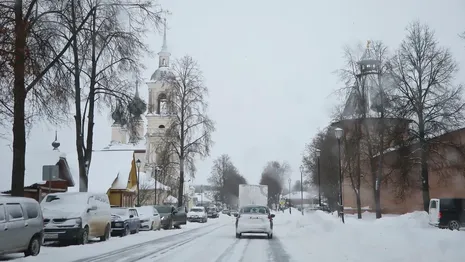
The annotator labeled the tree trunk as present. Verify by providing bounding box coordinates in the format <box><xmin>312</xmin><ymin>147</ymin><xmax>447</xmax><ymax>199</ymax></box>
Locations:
<box><xmin>356</xmin><ymin>149</ymin><xmax>362</xmax><ymax>219</ymax></box>
<box><xmin>177</xmin><ymin>157</ymin><xmax>185</xmax><ymax>207</ymax></box>
<box><xmin>420</xmin><ymin>140</ymin><xmax>430</xmax><ymax>211</ymax></box>
<box><xmin>11</xmin><ymin>1</ymin><xmax>26</xmax><ymax>197</ymax></box>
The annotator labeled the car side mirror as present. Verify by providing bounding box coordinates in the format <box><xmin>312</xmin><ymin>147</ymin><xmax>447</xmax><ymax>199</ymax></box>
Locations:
<box><xmin>129</xmin><ymin>215</ymin><xmax>134</xmax><ymax>218</ymax></box>
<box><xmin>154</xmin><ymin>214</ymin><xmax>159</xmax><ymax>216</ymax></box>
<box><xmin>87</xmin><ymin>205</ymin><xmax>97</xmax><ymax>212</ymax></box>
<box><xmin>172</xmin><ymin>210</ymin><xmax>178</xmax><ymax>214</ymax></box>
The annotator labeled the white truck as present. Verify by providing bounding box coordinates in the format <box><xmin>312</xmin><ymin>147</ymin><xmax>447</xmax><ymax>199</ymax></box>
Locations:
<box><xmin>238</xmin><ymin>184</ymin><xmax>268</xmax><ymax>208</ymax></box>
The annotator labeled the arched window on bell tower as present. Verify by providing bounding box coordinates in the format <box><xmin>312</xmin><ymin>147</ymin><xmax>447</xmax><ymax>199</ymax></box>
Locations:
<box><xmin>157</xmin><ymin>93</ymin><xmax>168</xmax><ymax>115</ymax></box>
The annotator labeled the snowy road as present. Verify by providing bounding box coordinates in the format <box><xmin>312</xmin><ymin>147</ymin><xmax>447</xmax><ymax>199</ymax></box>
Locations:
<box><xmin>4</xmin><ymin>210</ymin><xmax>465</xmax><ymax>262</ymax></box>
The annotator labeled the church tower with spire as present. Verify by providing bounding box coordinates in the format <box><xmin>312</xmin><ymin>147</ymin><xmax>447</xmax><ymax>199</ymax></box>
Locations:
<box><xmin>146</xmin><ymin>18</ymin><xmax>173</xmax><ymax>166</ymax></box>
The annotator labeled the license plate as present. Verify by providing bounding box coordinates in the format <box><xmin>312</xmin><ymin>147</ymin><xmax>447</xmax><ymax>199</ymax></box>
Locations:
<box><xmin>44</xmin><ymin>233</ymin><xmax>58</xmax><ymax>239</ymax></box>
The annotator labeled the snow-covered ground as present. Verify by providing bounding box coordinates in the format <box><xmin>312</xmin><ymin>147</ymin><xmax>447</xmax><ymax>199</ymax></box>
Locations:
<box><xmin>3</xmin><ymin>209</ymin><xmax>465</xmax><ymax>262</ymax></box>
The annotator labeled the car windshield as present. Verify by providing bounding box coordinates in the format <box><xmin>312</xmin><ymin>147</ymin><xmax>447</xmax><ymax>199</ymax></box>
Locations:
<box><xmin>191</xmin><ymin>208</ymin><xmax>203</xmax><ymax>212</ymax></box>
<box><xmin>155</xmin><ymin>206</ymin><xmax>172</xmax><ymax>213</ymax></box>
<box><xmin>111</xmin><ymin>208</ymin><xmax>128</xmax><ymax>216</ymax></box>
<box><xmin>136</xmin><ymin>206</ymin><xmax>152</xmax><ymax>216</ymax></box>
<box><xmin>241</xmin><ymin>206</ymin><xmax>268</xmax><ymax>214</ymax></box>
<box><xmin>42</xmin><ymin>193</ymin><xmax>88</xmax><ymax>205</ymax></box>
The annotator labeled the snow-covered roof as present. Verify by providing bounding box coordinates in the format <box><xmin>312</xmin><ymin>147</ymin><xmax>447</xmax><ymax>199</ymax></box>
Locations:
<box><xmin>164</xmin><ymin>195</ymin><xmax>177</xmax><ymax>203</ymax></box>
<box><xmin>1</xmin><ymin>150</ymin><xmax>73</xmax><ymax>192</ymax></box>
<box><xmin>138</xmin><ymin>172</ymin><xmax>170</xmax><ymax>190</ymax></box>
<box><xmin>67</xmin><ymin>150</ymin><xmax>134</xmax><ymax>193</ymax></box>
<box><xmin>283</xmin><ymin>191</ymin><xmax>318</xmax><ymax>200</ymax></box>
<box><xmin>194</xmin><ymin>193</ymin><xmax>213</xmax><ymax>202</ymax></box>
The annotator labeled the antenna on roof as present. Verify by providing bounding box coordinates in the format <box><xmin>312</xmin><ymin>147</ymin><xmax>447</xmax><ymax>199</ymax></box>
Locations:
<box><xmin>52</xmin><ymin>130</ymin><xmax>60</xmax><ymax>151</ymax></box>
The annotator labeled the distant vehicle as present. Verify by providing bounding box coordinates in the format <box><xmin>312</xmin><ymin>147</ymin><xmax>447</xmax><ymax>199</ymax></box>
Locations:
<box><xmin>135</xmin><ymin>206</ymin><xmax>161</xmax><ymax>231</ymax></box>
<box><xmin>429</xmin><ymin>198</ymin><xmax>465</xmax><ymax>230</ymax></box>
<box><xmin>238</xmin><ymin>184</ymin><xmax>268</xmax><ymax>207</ymax></box>
<box><xmin>155</xmin><ymin>205</ymin><xmax>185</xmax><ymax>229</ymax></box>
<box><xmin>110</xmin><ymin>207</ymin><xmax>140</xmax><ymax>236</ymax></box>
<box><xmin>207</xmin><ymin>206</ymin><xmax>219</xmax><ymax>218</ymax></box>
<box><xmin>222</xmin><ymin>209</ymin><xmax>231</xmax><ymax>216</ymax></box>
<box><xmin>231</xmin><ymin>209</ymin><xmax>239</xmax><ymax>217</ymax></box>
<box><xmin>235</xmin><ymin>205</ymin><xmax>275</xmax><ymax>239</ymax></box>
<box><xmin>187</xmin><ymin>206</ymin><xmax>208</xmax><ymax>223</ymax></box>
<box><xmin>41</xmin><ymin>192</ymin><xmax>111</xmax><ymax>245</ymax></box>
<box><xmin>0</xmin><ymin>196</ymin><xmax>44</xmax><ymax>257</ymax></box>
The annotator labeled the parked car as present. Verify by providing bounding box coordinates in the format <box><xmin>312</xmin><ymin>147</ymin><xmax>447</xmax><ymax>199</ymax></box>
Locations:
<box><xmin>0</xmin><ymin>196</ymin><xmax>44</xmax><ymax>257</ymax></box>
<box><xmin>207</xmin><ymin>206</ymin><xmax>219</xmax><ymax>218</ymax></box>
<box><xmin>110</xmin><ymin>207</ymin><xmax>140</xmax><ymax>236</ymax></box>
<box><xmin>187</xmin><ymin>206</ymin><xmax>208</xmax><ymax>223</ymax></box>
<box><xmin>136</xmin><ymin>206</ymin><xmax>161</xmax><ymax>230</ymax></box>
<box><xmin>41</xmin><ymin>192</ymin><xmax>111</xmax><ymax>245</ymax></box>
<box><xmin>155</xmin><ymin>205</ymin><xmax>180</xmax><ymax>230</ymax></box>
<box><xmin>231</xmin><ymin>209</ymin><xmax>239</xmax><ymax>217</ymax></box>
<box><xmin>235</xmin><ymin>205</ymin><xmax>275</xmax><ymax>239</ymax></box>
<box><xmin>429</xmin><ymin>198</ymin><xmax>465</xmax><ymax>230</ymax></box>
<box><xmin>222</xmin><ymin>209</ymin><xmax>231</xmax><ymax>216</ymax></box>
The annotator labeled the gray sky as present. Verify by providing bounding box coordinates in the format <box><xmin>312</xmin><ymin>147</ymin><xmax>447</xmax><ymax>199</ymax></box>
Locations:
<box><xmin>1</xmin><ymin>0</ymin><xmax>465</xmax><ymax>187</ymax></box>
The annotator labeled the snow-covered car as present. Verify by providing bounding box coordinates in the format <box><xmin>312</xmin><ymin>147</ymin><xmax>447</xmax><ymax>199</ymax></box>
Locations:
<box><xmin>136</xmin><ymin>206</ymin><xmax>161</xmax><ymax>230</ymax></box>
<box><xmin>187</xmin><ymin>206</ymin><xmax>208</xmax><ymax>223</ymax></box>
<box><xmin>235</xmin><ymin>205</ymin><xmax>275</xmax><ymax>239</ymax></box>
<box><xmin>110</xmin><ymin>207</ymin><xmax>140</xmax><ymax>236</ymax></box>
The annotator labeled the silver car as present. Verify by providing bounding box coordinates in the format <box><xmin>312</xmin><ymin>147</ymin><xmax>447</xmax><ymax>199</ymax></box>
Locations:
<box><xmin>0</xmin><ymin>196</ymin><xmax>44</xmax><ymax>257</ymax></box>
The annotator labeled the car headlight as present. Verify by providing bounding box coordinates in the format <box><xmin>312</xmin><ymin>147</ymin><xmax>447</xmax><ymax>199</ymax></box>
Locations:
<box><xmin>67</xmin><ymin>217</ymin><xmax>82</xmax><ymax>227</ymax></box>
<box><xmin>161</xmin><ymin>216</ymin><xmax>166</xmax><ymax>220</ymax></box>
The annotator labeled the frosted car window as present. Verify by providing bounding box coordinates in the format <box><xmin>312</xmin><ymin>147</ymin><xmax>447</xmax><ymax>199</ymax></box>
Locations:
<box><xmin>6</xmin><ymin>203</ymin><xmax>24</xmax><ymax>220</ymax></box>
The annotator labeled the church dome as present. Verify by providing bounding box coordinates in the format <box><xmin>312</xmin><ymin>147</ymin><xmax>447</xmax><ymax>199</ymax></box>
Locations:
<box><xmin>150</xmin><ymin>67</ymin><xmax>174</xmax><ymax>82</ymax></box>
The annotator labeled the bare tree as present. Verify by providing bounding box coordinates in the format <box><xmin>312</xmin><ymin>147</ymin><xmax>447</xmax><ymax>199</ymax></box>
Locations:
<box><xmin>259</xmin><ymin>161</ymin><xmax>291</xmax><ymax>208</ymax></box>
<box><xmin>388</xmin><ymin>21</ymin><xmax>465</xmax><ymax>211</ymax></box>
<box><xmin>302</xmin><ymin>129</ymin><xmax>339</xmax><ymax>210</ymax></box>
<box><xmin>59</xmin><ymin>0</ymin><xmax>163</xmax><ymax>191</ymax></box>
<box><xmin>164</xmin><ymin>55</ymin><xmax>215</xmax><ymax>207</ymax></box>
<box><xmin>208</xmin><ymin>154</ymin><xmax>246</xmax><ymax>206</ymax></box>
<box><xmin>0</xmin><ymin>0</ymin><xmax>99</xmax><ymax>196</ymax></box>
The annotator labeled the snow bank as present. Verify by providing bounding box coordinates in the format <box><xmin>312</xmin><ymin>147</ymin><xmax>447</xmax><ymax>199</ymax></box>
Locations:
<box><xmin>274</xmin><ymin>210</ymin><xmax>465</xmax><ymax>262</ymax></box>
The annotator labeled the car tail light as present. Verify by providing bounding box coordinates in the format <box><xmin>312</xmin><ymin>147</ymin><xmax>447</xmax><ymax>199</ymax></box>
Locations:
<box><xmin>438</xmin><ymin>212</ymin><xmax>442</xmax><ymax>219</ymax></box>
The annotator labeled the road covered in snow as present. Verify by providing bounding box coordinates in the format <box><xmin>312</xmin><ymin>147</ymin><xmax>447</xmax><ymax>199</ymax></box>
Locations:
<box><xmin>4</xmin><ymin>209</ymin><xmax>465</xmax><ymax>262</ymax></box>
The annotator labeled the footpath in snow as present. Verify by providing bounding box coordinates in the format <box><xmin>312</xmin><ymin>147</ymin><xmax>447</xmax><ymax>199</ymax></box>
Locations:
<box><xmin>273</xmin><ymin>208</ymin><xmax>465</xmax><ymax>262</ymax></box>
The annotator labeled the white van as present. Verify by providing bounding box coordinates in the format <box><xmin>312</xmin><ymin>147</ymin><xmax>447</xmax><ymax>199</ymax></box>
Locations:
<box><xmin>41</xmin><ymin>192</ymin><xmax>111</xmax><ymax>245</ymax></box>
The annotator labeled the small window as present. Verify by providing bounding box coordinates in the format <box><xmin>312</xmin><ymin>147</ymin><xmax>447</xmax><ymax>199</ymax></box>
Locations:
<box><xmin>0</xmin><ymin>204</ymin><xmax>5</xmax><ymax>222</ymax></box>
<box><xmin>6</xmin><ymin>203</ymin><xmax>24</xmax><ymax>220</ymax></box>
<box><xmin>23</xmin><ymin>203</ymin><xmax>39</xmax><ymax>219</ymax></box>
<box><xmin>430</xmin><ymin>201</ymin><xmax>437</xmax><ymax>209</ymax></box>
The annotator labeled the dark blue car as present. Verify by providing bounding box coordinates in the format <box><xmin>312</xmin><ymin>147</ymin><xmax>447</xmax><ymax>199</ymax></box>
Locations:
<box><xmin>110</xmin><ymin>207</ymin><xmax>140</xmax><ymax>237</ymax></box>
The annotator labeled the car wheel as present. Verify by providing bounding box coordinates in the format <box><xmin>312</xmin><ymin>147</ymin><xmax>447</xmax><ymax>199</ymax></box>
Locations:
<box><xmin>235</xmin><ymin>233</ymin><xmax>241</xmax><ymax>239</ymax></box>
<box><xmin>24</xmin><ymin>235</ymin><xmax>41</xmax><ymax>256</ymax></box>
<box><xmin>267</xmin><ymin>233</ymin><xmax>273</xmax><ymax>239</ymax></box>
<box><xmin>136</xmin><ymin>225</ymin><xmax>140</xmax><ymax>233</ymax></box>
<box><xmin>100</xmin><ymin>224</ymin><xmax>111</xmax><ymax>241</ymax></box>
<box><xmin>123</xmin><ymin>226</ymin><xmax>130</xmax><ymax>236</ymax></box>
<box><xmin>449</xmin><ymin>220</ymin><xmax>460</xmax><ymax>230</ymax></box>
<box><xmin>150</xmin><ymin>222</ymin><xmax>154</xmax><ymax>230</ymax></box>
<box><xmin>79</xmin><ymin>227</ymin><xmax>89</xmax><ymax>245</ymax></box>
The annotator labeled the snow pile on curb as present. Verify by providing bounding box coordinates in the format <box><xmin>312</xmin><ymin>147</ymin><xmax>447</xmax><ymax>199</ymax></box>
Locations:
<box><xmin>373</xmin><ymin>211</ymin><xmax>430</xmax><ymax>229</ymax></box>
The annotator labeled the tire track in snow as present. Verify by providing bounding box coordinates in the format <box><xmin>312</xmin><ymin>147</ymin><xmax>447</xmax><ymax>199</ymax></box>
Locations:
<box><xmin>267</xmin><ymin>236</ymin><xmax>292</xmax><ymax>262</ymax></box>
<box><xmin>213</xmin><ymin>238</ymin><xmax>243</xmax><ymax>262</ymax></box>
<box><xmin>72</xmin><ymin>223</ymin><xmax>222</xmax><ymax>262</ymax></box>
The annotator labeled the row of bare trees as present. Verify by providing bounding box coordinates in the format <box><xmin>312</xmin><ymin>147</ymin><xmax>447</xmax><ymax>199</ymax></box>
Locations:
<box><xmin>302</xmin><ymin>21</ymin><xmax>465</xmax><ymax>219</ymax></box>
<box><xmin>1</xmin><ymin>1</ymin><xmax>215</xmax><ymax>207</ymax></box>
<box><xmin>208</xmin><ymin>154</ymin><xmax>247</xmax><ymax>207</ymax></box>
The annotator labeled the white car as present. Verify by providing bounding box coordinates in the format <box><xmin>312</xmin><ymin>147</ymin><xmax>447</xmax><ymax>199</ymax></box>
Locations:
<box><xmin>135</xmin><ymin>206</ymin><xmax>161</xmax><ymax>230</ymax></box>
<box><xmin>187</xmin><ymin>206</ymin><xmax>208</xmax><ymax>223</ymax></box>
<box><xmin>235</xmin><ymin>205</ymin><xmax>275</xmax><ymax>239</ymax></box>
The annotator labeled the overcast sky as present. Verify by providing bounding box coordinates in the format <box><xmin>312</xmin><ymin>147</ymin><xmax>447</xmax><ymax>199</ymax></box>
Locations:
<box><xmin>1</xmin><ymin>0</ymin><xmax>465</xmax><ymax>188</ymax></box>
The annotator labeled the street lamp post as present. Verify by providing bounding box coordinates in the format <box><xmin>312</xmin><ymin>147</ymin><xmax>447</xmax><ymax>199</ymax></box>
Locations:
<box><xmin>334</xmin><ymin>127</ymin><xmax>345</xmax><ymax>224</ymax></box>
<box><xmin>154</xmin><ymin>166</ymin><xmax>161</xmax><ymax>205</ymax></box>
<box><xmin>299</xmin><ymin>165</ymin><xmax>304</xmax><ymax>215</ymax></box>
<box><xmin>136</xmin><ymin>159</ymin><xmax>141</xmax><ymax>207</ymax></box>
<box><xmin>316</xmin><ymin>149</ymin><xmax>321</xmax><ymax>207</ymax></box>
<box><xmin>288</xmin><ymin>177</ymin><xmax>291</xmax><ymax>214</ymax></box>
